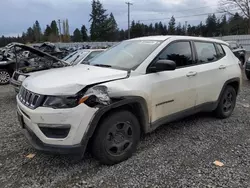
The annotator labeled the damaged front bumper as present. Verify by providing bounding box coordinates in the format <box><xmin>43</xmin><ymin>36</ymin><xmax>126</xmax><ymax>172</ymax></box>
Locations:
<box><xmin>17</xmin><ymin>95</ymin><xmax>98</xmax><ymax>154</ymax></box>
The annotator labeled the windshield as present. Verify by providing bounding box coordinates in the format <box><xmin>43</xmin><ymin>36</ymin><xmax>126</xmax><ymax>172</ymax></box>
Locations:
<box><xmin>88</xmin><ymin>40</ymin><xmax>162</xmax><ymax>70</ymax></box>
<box><xmin>62</xmin><ymin>50</ymin><xmax>89</xmax><ymax>65</ymax></box>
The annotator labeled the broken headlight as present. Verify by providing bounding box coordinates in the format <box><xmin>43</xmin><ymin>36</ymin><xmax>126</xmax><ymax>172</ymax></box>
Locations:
<box><xmin>79</xmin><ymin>85</ymin><xmax>111</xmax><ymax>107</ymax></box>
<box><xmin>42</xmin><ymin>85</ymin><xmax>110</xmax><ymax>109</ymax></box>
<box><xmin>43</xmin><ymin>96</ymin><xmax>78</xmax><ymax>109</ymax></box>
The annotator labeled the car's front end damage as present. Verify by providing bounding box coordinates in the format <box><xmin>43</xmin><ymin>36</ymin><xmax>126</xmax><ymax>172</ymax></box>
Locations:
<box><xmin>10</xmin><ymin>43</ymin><xmax>69</xmax><ymax>92</ymax></box>
<box><xmin>16</xmin><ymin>65</ymin><xmax>130</xmax><ymax>154</ymax></box>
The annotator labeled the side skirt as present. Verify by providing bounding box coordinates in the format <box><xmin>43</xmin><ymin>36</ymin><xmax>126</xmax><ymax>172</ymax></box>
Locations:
<box><xmin>149</xmin><ymin>102</ymin><xmax>218</xmax><ymax>132</ymax></box>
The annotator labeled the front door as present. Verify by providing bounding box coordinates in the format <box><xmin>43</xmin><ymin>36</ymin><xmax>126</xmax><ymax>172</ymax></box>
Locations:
<box><xmin>148</xmin><ymin>41</ymin><xmax>198</xmax><ymax>122</ymax></box>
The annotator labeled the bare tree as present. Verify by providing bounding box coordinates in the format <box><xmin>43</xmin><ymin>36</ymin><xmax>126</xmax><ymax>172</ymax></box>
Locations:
<box><xmin>219</xmin><ymin>0</ymin><xmax>250</xmax><ymax>33</ymax></box>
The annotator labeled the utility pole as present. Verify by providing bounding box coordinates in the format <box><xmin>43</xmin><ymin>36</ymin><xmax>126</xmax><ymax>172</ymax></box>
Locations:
<box><xmin>185</xmin><ymin>21</ymin><xmax>188</xmax><ymax>35</ymax></box>
<box><xmin>58</xmin><ymin>19</ymin><xmax>62</xmax><ymax>42</ymax></box>
<box><xmin>125</xmin><ymin>2</ymin><xmax>133</xmax><ymax>39</ymax></box>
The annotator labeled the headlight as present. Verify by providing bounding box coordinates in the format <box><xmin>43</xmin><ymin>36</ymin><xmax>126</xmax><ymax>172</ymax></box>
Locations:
<box><xmin>42</xmin><ymin>85</ymin><xmax>110</xmax><ymax>109</ymax></box>
<box><xmin>18</xmin><ymin>75</ymin><xmax>27</xmax><ymax>82</ymax></box>
<box><xmin>43</xmin><ymin>96</ymin><xmax>78</xmax><ymax>109</ymax></box>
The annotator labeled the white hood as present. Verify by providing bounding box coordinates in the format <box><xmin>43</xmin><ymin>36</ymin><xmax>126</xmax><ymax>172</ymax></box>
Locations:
<box><xmin>23</xmin><ymin>64</ymin><xmax>128</xmax><ymax>95</ymax></box>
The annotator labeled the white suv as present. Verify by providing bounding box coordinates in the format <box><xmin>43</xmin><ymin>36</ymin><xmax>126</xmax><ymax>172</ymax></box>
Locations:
<box><xmin>16</xmin><ymin>36</ymin><xmax>242</xmax><ymax>165</ymax></box>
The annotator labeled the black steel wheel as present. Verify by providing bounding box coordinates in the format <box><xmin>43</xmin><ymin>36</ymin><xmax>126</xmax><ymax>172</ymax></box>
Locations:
<box><xmin>215</xmin><ymin>85</ymin><xmax>237</xmax><ymax>119</ymax></box>
<box><xmin>91</xmin><ymin>110</ymin><xmax>140</xmax><ymax>165</ymax></box>
<box><xmin>105</xmin><ymin>121</ymin><xmax>134</xmax><ymax>156</ymax></box>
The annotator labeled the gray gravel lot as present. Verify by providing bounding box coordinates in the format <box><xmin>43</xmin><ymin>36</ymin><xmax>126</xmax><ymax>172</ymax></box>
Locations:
<box><xmin>1</xmin><ymin>75</ymin><xmax>250</xmax><ymax>188</ymax></box>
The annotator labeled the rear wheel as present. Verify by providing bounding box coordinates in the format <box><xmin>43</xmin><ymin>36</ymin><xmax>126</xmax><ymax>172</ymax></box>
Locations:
<box><xmin>0</xmin><ymin>69</ymin><xmax>11</xmax><ymax>85</ymax></box>
<box><xmin>215</xmin><ymin>85</ymin><xmax>237</xmax><ymax>119</ymax></box>
<box><xmin>91</xmin><ymin>110</ymin><xmax>140</xmax><ymax>165</ymax></box>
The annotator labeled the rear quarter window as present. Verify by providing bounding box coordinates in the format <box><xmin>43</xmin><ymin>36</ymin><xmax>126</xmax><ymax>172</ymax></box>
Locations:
<box><xmin>216</xmin><ymin>44</ymin><xmax>226</xmax><ymax>59</ymax></box>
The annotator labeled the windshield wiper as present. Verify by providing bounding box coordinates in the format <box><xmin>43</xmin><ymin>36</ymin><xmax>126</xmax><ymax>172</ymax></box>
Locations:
<box><xmin>93</xmin><ymin>64</ymin><xmax>112</xmax><ymax>68</ymax></box>
<box><xmin>81</xmin><ymin>60</ymin><xmax>90</xmax><ymax>65</ymax></box>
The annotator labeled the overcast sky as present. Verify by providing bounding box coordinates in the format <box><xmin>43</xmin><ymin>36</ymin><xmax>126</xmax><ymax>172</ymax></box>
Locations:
<box><xmin>0</xmin><ymin>0</ymin><xmax>219</xmax><ymax>36</ymax></box>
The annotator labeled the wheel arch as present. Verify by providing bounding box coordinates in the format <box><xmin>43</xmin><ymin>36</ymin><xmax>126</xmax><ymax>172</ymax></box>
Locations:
<box><xmin>217</xmin><ymin>77</ymin><xmax>240</xmax><ymax>105</ymax></box>
<box><xmin>82</xmin><ymin>96</ymin><xmax>150</xmax><ymax>148</ymax></box>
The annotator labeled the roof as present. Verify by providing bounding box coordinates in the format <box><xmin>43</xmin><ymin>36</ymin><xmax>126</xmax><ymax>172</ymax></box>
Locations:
<box><xmin>129</xmin><ymin>35</ymin><xmax>228</xmax><ymax>45</ymax></box>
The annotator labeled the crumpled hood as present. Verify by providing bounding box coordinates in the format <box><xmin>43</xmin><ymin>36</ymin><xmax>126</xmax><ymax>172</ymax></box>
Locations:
<box><xmin>23</xmin><ymin>64</ymin><xmax>128</xmax><ymax>95</ymax></box>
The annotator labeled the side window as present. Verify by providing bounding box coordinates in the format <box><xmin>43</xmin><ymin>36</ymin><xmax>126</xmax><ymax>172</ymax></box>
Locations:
<box><xmin>216</xmin><ymin>44</ymin><xmax>225</xmax><ymax>59</ymax></box>
<box><xmin>82</xmin><ymin>51</ymin><xmax>102</xmax><ymax>62</ymax></box>
<box><xmin>158</xmin><ymin>41</ymin><xmax>193</xmax><ymax>68</ymax></box>
<box><xmin>194</xmin><ymin>42</ymin><xmax>217</xmax><ymax>64</ymax></box>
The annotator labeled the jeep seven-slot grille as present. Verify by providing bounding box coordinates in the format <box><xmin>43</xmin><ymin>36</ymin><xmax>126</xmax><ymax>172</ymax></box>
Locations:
<box><xmin>18</xmin><ymin>86</ymin><xmax>44</xmax><ymax>109</ymax></box>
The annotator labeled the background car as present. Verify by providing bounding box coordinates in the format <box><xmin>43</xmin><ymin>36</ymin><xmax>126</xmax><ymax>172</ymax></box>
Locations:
<box><xmin>226</xmin><ymin>40</ymin><xmax>246</xmax><ymax>66</ymax></box>
<box><xmin>245</xmin><ymin>57</ymin><xmax>250</xmax><ymax>80</ymax></box>
<box><xmin>10</xmin><ymin>48</ymin><xmax>105</xmax><ymax>92</ymax></box>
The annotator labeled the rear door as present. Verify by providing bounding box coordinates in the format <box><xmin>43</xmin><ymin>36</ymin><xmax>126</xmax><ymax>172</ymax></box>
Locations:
<box><xmin>193</xmin><ymin>41</ymin><xmax>228</xmax><ymax>106</ymax></box>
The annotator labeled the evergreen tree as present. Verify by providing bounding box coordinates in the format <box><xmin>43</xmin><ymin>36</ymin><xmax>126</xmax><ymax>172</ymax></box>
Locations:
<box><xmin>158</xmin><ymin>22</ymin><xmax>165</xmax><ymax>35</ymax></box>
<box><xmin>168</xmin><ymin>16</ymin><xmax>176</xmax><ymax>34</ymax></box>
<box><xmin>118</xmin><ymin>29</ymin><xmax>125</xmax><ymax>40</ymax></box>
<box><xmin>205</xmin><ymin>14</ymin><xmax>217</xmax><ymax>37</ymax></box>
<box><xmin>44</xmin><ymin>25</ymin><xmax>52</xmax><ymax>40</ymax></box>
<box><xmin>81</xmin><ymin>25</ymin><xmax>89</xmax><ymax>41</ymax></box>
<box><xmin>49</xmin><ymin>20</ymin><xmax>59</xmax><ymax>42</ymax></box>
<box><xmin>154</xmin><ymin>22</ymin><xmax>159</xmax><ymax>35</ymax></box>
<box><xmin>176</xmin><ymin>22</ymin><xmax>182</xmax><ymax>35</ymax></box>
<box><xmin>89</xmin><ymin>0</ymin><xmax>108</xmax><ymax>41</ymax></box>
<box><xmin>73</xmin><ymin>28</ymin><xmax>82</xmax><ymax>42</ymax></box>
<box><xmin>33</xmin><ymin>20</ymin><xmax>42</xmax><ymax>42</ymax></box>
<box><xmin>26</xmin><ymin>27</ymin><xmax>34</xmax><ymax>42</ymax></box>
<box><xmin>105</xmin><ymin>13</ymin><xmax>119</xmax><ymax>41</ymax></box>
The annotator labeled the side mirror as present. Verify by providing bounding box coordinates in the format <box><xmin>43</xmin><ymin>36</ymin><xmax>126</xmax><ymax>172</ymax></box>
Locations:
<box><xmin>149</xmin><ymin>60</ymin><xmax>176</xmax><ymax>73</ymax></box>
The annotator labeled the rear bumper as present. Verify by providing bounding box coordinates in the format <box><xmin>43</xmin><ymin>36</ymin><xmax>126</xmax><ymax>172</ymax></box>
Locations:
<box><xmin>10</xmin><ymin>78</ymin><xmax>21</xmax><ymax>93</ymax></box>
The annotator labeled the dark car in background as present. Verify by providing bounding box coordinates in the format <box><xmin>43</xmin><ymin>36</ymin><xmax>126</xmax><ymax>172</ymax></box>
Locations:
<box><xmin>245</xmin><ymin>57</ymin><xmax>250</xmax><ymax>80</ymax></box>
<box><xmin>226</xmin><ymin>41</ymin><xmax>246</xmax><ymax>66</ymax></box>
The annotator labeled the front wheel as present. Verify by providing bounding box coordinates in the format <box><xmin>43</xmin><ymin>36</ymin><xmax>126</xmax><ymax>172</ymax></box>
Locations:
<box><xmin>91</xmin><ymin>110</ymin><xmax>141</xmax><ymax>165</ymax></box>
<box><xmin>0</xmin><ymin>69</ymin><xmax>11</xmax><ymax>85</ymax></box>
<box><xmin>215</xmin><ymin>85</ymin><xmax>237</xmax><ymax>119</ymax></box>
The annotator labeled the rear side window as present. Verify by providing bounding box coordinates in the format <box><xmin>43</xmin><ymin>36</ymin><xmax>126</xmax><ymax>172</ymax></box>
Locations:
<box><xmin>194</xmin><ymin>42</ymin><xmax>217</xmax><ymax>64</ymax></box>
<box><xmin>216</xmin><ymin>44</ymin><xmax>225</xmax><ymax>58</ymax></box>
<box><xmin>158</xmin><ymin>41</ymin><xmax>194</xmax><ymax>68</ymax></box>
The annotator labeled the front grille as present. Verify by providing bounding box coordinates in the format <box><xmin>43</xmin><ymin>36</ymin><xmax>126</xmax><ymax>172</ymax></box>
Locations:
<box><xmin>18</xmin><ymin>86</ymin><xmax>44</xmax><ymax>109</ymax></box>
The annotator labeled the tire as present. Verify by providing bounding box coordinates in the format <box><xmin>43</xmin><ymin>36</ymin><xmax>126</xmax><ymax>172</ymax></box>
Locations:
<box><xmin>245</xmin><ymin>70</ymin><xmax>250</xmax><ymax>80</ymax></box>
<box><xmin>91</xmin><ymin>110</ymin><xmax>140</xmax><ymax>165</ymax></box>
<box><xmin>215</xmin><ymin>85</ymin><xmax>237</xmax><ymax>119</ymax></box>
<box><xmin>240</xmin><ymin>56</ymin><xmax>245</xmax><ymax>67</ymax></box>
<box><xmin>0</xmin><ymin>69</ymin><xmax>11</xmax><ymax>85</ymax></box>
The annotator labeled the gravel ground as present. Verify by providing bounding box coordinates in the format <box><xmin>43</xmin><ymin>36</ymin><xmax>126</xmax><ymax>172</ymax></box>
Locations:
<box><xmin>1</xmin><ymin>75</ymin><xmax>250</xmax><ymax>188</ymax></box>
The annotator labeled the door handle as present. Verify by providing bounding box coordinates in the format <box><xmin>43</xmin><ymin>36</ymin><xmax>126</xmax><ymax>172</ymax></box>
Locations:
<box><xmin>219</xmin><ymin>65</ymin><xmax>226</xmax><ymax>69</ymax></box>
<box><xmin>186</xmin><ymin>71</ymin><xmax>197</xmax><ymax>77</ymax></box>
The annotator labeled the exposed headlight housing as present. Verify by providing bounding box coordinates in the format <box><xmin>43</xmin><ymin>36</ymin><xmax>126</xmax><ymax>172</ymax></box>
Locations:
<box><xmin>18</xmin><ymin>75</ymin><xmax>27</xmax><ymax>82</ymax></box>
<box><xmin>79</xmin><ymin>85</ymin><xmax>111</xmax><ymax>107</ymax></box>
